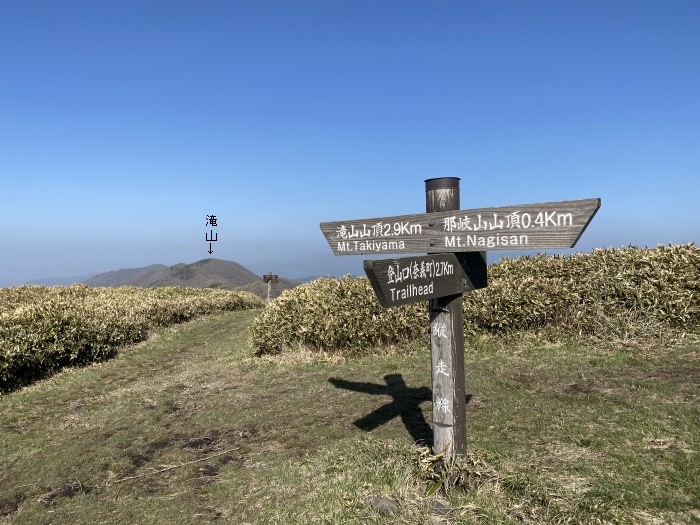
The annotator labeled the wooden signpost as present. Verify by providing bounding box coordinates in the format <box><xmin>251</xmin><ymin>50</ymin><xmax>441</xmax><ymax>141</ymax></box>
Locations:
<box><xmin>320</xmin><ymin>179</ymin><xmax>600</xmax><ymax>462</ymax></box>
<box><xmin>262</xmin><ymin>272</ymin><xmax>278</xmax><ymax>303</ymax></box>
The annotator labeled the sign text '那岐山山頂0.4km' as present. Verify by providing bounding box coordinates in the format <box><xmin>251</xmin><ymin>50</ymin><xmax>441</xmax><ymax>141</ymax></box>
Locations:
<box><xmin>319</xmin><ymin>198</ymin><xmax>601</xmax><ymax>256</ymax></box>
<box><xmin>364</xmin><ymin>252</ymin><xmax>487</xmax><ymax>308</ymax></box>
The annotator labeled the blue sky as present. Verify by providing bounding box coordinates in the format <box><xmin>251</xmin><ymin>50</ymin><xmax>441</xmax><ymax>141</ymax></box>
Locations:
<box><xmin>1</xmin><ymin>1</ymin><xmax>698</xmax><ymax>286</ymax></box>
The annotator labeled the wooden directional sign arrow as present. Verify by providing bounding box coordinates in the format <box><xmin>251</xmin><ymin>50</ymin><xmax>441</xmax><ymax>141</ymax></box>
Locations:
<box><xmin>320</xmin><ymin>198</ymin><xmax>600</xmax><ymax>256</ymax></box>
<box><xmin>364</xmin><ymin>252</ymin><xmax>487</xmax><ymax>308</ymax></box>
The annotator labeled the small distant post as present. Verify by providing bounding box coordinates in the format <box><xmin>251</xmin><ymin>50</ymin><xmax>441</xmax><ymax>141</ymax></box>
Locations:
<box><xmin>262</xmin><ymin>272</ymin><xmax>279</xmax><ymax>302</ymax></box>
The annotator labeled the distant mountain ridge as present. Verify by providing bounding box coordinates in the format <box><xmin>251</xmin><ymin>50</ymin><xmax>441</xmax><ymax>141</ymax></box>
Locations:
<box><xmin>25</xmin><ymin>273</ymin><xmax>97</xmax><ymax>286</ymax></box>
<box><xmin>82</xmin><ymin>258</ymin><xmax>297</xmax><ymax>299</ymax></box>
<box><xmin>84</xmin><ymin>264</ymin><xmax>168</xmax><ymax>287</ymax></box>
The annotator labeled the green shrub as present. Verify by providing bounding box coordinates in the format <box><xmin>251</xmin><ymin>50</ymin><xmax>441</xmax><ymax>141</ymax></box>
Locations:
<box><xmin>251</xmin><ymin>244</ymin><xmax>699</xmax><ymax>354</ymax></box>
<box><xmin>468</xmin><ymin>244</ymin><xmax>700</xmax><ymax>337</ymax></box>
<box><xmin>250</xmin><ymin>276</ymin><xmax>426</xmax><ymax>354</ymax></box>
<box><xmin>0</xmin><ymin>285</ymin><xmax>264</xmax><ymax>392</ymax></box>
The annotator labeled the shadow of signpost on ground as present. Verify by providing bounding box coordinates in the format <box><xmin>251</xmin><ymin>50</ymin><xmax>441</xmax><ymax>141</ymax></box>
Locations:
<box><xmin>328</xmin><ymin>373</ymin><xmax>472</xmax><ymax>447</ymax></box>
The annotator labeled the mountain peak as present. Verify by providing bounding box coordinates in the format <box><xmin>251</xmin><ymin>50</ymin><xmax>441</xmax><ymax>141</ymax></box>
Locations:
<box><xmin>82</xmin><ymin>259</ymin><xmax>297</xmax><ymax>299</ymax></box>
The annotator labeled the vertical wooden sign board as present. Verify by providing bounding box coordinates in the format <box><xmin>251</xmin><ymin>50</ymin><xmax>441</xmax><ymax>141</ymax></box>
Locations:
<box><xmin>426</xmin><ymin>178</ymin><xmax>469</xmax><ymax>460</ymax></box>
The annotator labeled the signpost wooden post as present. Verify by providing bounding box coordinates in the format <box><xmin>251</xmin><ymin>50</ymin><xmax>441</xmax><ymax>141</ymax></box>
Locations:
<box><xmin>425</xmin><ymin>177</ymin><xmax>470</xmax><ymax>460</ymax></box>
<box><xmin>319</xmin><ymin>180</ymin><xmax>600</xmax><ymax>463</ymax></box>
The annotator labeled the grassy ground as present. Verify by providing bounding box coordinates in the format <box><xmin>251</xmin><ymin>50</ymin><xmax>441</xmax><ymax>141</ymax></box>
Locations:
<box><xmin>0</xmin><ymin>310</ymin><xmax>697</xmax><ymax>524</ymax></box>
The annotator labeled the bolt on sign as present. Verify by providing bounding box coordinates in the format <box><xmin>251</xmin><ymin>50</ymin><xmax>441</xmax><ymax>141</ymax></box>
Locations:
<box><xmin>320</xmin><ymin>179</ymin><xmax>600</xmax><ymax>462</ymax></box>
